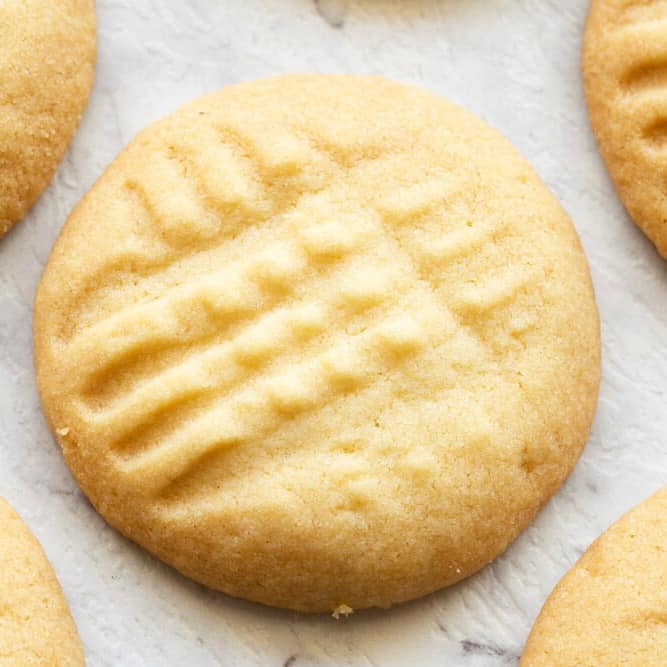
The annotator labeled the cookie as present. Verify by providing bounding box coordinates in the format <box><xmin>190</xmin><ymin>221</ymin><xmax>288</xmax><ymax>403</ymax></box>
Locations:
<box><xmin>0</xmin><ymin>497</ymin><xmax>84</xmax><ymax>665</ymax></box>
<box><xmin>583</xmin><ymin>0</ymin><xmax>667</xmax><ymax>259</ymax></box>
<box><xmin>0</xmin><ymin>0</ymin><xmax>96</xmax><ymax>238</ymax></box>
<box><xmin>34</xmin><ymin>75</ymin><xmax>601</xmax><ymax>612</ymax></box>
<box><xmin>521</xmin><ymin>487</ymin><xmax>667</xmax><ymax>666</ymax></box>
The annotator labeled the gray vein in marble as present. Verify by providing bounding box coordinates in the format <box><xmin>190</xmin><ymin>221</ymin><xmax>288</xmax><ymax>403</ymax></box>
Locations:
<box><xmin>314</xmin><ymin>0</ymin><xmax>348</xmax><ymax>28</ymax></box>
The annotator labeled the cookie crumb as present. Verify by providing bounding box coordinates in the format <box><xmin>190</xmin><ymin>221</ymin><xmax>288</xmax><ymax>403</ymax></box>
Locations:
<box><xmin>332</xmin><ymin>603</ymin><xmax>353</xmax><ymax>619</ymax></box>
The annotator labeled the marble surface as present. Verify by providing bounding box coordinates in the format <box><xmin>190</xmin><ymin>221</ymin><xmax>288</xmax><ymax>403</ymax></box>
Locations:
<box><xmin>1</xmin><ymin>1</ymin><xmax>667</xmax><ymax>665</ymax></box>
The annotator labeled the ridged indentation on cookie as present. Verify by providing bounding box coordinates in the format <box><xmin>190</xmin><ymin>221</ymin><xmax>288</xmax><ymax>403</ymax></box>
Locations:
<box><xmin>149</xmin><ymin>308</ymin><xmax>433</xmax><ymax>502</ymax></box>
<box><xmin>57</xmin><ymin>136</ymin><xmax>382</xmax><ymax>342</ymax></box>
<box><xmin>642</xmin><ymin>117</ymin><xmax>667</xmax><ymax>149</ymax></box>
<box><xmin>584</xmin><ymin>0</ymin><xmax>667</xmax><ymax>259</ymax></box>
<box><xmin>622</xmin><ymin>59</ymin><xmax>667</xmax><ymax>94</ymax></box>
<box><xmin>72</xmin><ymin>241</ymin><xmax>310</xmax><ymax>405</ymax></box>
<box><xmin>53</xmin><ymin>112</ymin><xmax>548</xmax><ymax>510</ymax></box>
<box><xmin>80</xmin><ymin>264</ymin><xmax>398</xmax><ymax>450</ymax></box>
<box><xmin>644</xmin><ymin>608</ymin><xmax>667</xmax><ymax>626</ymax></box>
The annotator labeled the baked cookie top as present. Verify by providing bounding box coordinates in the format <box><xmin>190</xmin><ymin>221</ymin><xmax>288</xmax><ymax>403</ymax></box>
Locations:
<box><xmin>34</xmin><ymin>75</ymin><xmax>600</xmax><ymax>612</ymax></box>
<box><xmin>521</xmin><ymin>487</ymin><xmax>667</xmax><ymax>666</ymax></box>
<box><xmin>0</xmin><ymin>497</ymin><xmax>84</xmax><ymax>666</ymax></box>
<box><xmin>583</xmin><ymin>0</ymin><xmax>667</xmax><ymax>259</ymax></box>
<box><xmin>0</xmin><ymin>0</ymin><xmax>96</xmax><ymax>238</ymax></box>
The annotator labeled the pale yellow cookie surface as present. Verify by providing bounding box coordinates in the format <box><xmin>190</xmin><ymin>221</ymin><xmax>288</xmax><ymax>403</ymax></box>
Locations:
<box><xmin>34</xmin><ymin>75</ymin><xmax>600</xmax><ymax>612</ymax></box>
<box><xmin>0</xmin><ymin>497</ymin><xmax>84</xmax><ymax>666</ymax></box>
<box><xmin>583</xmin><ymin>0</ymin><xmax>667</xmax><ymax>259</ymax></box>
<box><xmin>521</xmin><ymin>487</ymin><xmax>667</xmax><ymax>666</ymax></box>
<box><xmin>0</xmin><ymin>0</ymin><xmax>96</xmax><ymax>238</ymax></box>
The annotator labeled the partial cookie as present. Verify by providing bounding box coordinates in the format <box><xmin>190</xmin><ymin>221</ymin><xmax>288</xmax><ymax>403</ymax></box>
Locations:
<box><xmin>0</xmin><ymin>0</ymin><xmax>96</xmax><ymax>238</ymax></box>
<box><xmin>521</xmin><ymin>487</ymin><xmax>667</xmax><ymax>666</ymax></box>
<box><xmin>0</xmin><ymin>497</ymin><xmax>84</xmax><ymax>666</ymax></box>
<box><xmin>34</xmin><ymin>75</ymin><xmax>601</xmax><ymax>612</ymax></box>
<box><xmin>583</xmin><ymin>0</ymin><xmax>667</xmax><ymax>259</ymax></box>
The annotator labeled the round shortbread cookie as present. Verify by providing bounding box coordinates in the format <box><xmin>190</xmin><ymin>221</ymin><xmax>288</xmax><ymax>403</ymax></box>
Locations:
<box><xmin>0</xmin><ymin>0</ymin><xmax>96</xmax><ymax>238</ymax></box>
<box><xmin>521</xmin><ymin>487</ymin><xmax>667</xmax><ymax>666</ymax></box>
<box><xmin>583</xmin><ymin>0</ymin><xmax>667</xmax><ymax>259</ymax></box>
<box><xmin>34</xmin><ymin>75</ymin><xmax>601</xmax><ymax>612</ymax></box>
<box><xmin>0</xmin><ymin>497</ymin><xmax>84</xmax><ymax>665</ymax></box>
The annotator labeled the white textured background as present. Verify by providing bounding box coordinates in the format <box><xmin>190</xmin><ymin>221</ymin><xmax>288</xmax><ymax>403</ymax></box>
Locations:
<box><xmin>1</xmin><ymin>1</ymin><xmax>666</xmax><ymax>665</ymax></box>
